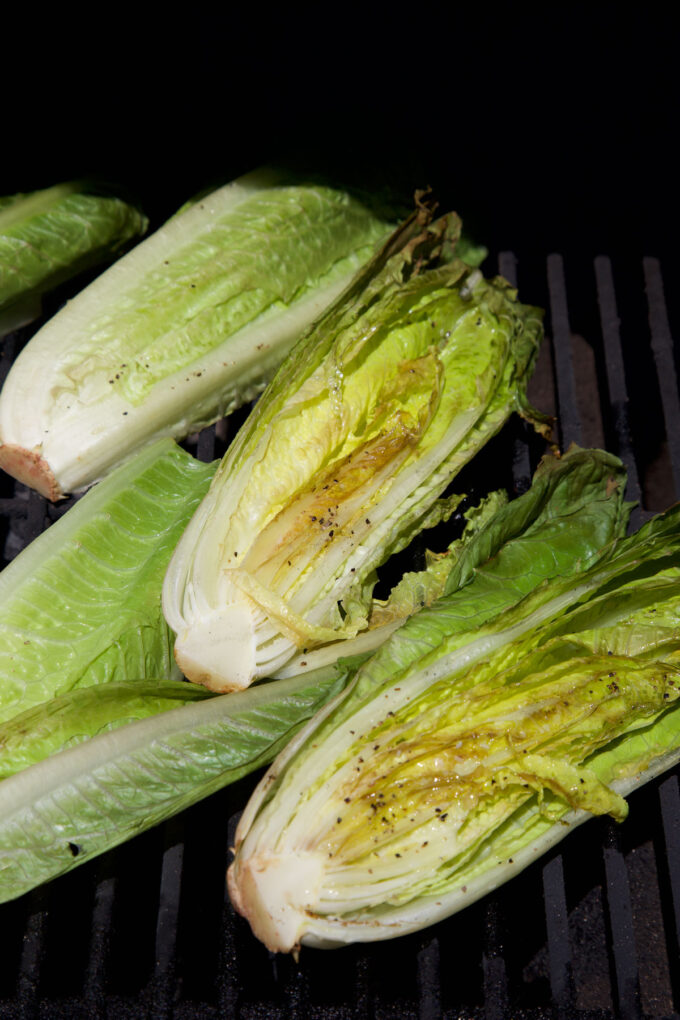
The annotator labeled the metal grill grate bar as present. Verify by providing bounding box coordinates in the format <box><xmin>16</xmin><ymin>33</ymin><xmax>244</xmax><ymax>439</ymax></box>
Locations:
<box><xmin>547</xmin><ymin>254</ymin><xmax>582</xmax><ymax>449</ymax></box>
<box><xmin>482</xmin><ymin>899</ymin><xmax>508</xmax><ymax>1020</ymax></box>
<box><xmin>644</xmin><ymin>258</ymin><xmax>680</xmax><ymax>496</ymax></box>
<box><xmin>416</xmin><ymin>937</ymin><xmax>441</xmax><ymax>1020</ymax></box>
<box><xmin>16</xmin><ymin>900</ymin><xmax>46</xmax><ymax>1019</ymax></box>
<box><xmin>603</xmin><ymin>824</ymin><xmax>642</xmax><ymax>1020</ymax></box>
<box><xmin>658</xmin><ymin>776</ymin><xmax>680</xmax><ymax>996</ymax></box>
<box><xmin>150</xmin><ymin>825</ymin><xmax>184</xmax><ymax>1019</ymax></box>
<box><xmin>594</xmin><ymin>255</ymin><xmax>644</xmax><ymax>525</ymax></box>
<box><xmin>542</xmin><ymin>853</ymin><xmax>574</xmax><ymax>1014</ymax></box>
<box><xmin>84</xmin><ymin>870</ymin><xmax>116</xmax><ymax>1019</ymax></box>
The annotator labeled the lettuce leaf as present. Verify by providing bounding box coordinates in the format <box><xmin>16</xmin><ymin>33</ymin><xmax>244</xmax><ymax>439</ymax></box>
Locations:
<box><xmin>0</xmin><ymin>181</ymin><xmax>147</xmax><ymax>336</ymax></box>
<box><xmin>0</xmin><ymin>438</ymin><xmax>215</xmax><ymax>726</ymax></box>
<box><xmin>0</xmin><ymin>664</ymin><xmax>351</xmax><ymax>902</ymax></box>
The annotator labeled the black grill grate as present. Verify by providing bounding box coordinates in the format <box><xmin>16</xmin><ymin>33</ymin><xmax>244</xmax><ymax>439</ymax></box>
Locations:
<box><xmin>0</xmin><ymin>249</ymin><xmax>678</xmax><ymax>1019</ymax></box>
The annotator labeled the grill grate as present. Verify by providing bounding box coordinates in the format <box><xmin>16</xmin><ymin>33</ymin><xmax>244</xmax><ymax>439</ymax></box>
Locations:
<box><xmin>0</xmin><ymin>249</ymin><xmax>678</xmax><ymax>1019</ymax></box>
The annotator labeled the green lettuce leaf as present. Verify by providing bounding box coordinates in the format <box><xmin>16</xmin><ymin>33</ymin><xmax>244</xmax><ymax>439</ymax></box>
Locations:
<box><xmin>0</xmin><ymin>679</ymin><xmax>214</xmax><ymax>780</ymax></box>
<box><xmin>0</xmin><ymin>181</ymin><xmax>147</xmax><ymax>335</ymax></box>
<box><xmin>0</xmin><ymin>438</ymin><xmax>215</xmax><ymax>726</ymax></box>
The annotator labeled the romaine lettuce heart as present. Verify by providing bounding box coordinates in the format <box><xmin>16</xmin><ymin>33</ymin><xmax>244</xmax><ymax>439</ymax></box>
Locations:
<box><xmin>163</xmin><ymin>208</ymin><xmax>546</xmax><ymax>691</ymax></box>
<box><xmin>229</xmin><ymin>495</ymin><xmax>680</xmax><ymax>952</ymax></box>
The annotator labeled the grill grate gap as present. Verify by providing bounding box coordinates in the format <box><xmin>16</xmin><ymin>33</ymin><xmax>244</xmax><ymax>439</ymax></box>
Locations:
<box><xmin>626</xmin><ymin>840</ymin><xmax>675</xmax><ymax>1018</ymax></box>
<box><xmin>657</xmin><ymin>776</ymin><xmax>680</xmax><ymax>1011</ymax></box>
<box><xmin>217</xmin><ymin>887</ymin><xmax>240</xmax><ymax>1019</ymax></box>
<box><xmin>569</xmin><ymin>879</ymin><xmax>612</xmax><ymax>1014</ymax></box>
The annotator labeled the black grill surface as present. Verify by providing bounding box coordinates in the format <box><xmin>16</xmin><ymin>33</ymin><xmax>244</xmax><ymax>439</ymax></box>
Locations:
<box><xmin>0</xmin><ymin>247</ymin><xmax>678</xmax><ymax>1019</ymax></box>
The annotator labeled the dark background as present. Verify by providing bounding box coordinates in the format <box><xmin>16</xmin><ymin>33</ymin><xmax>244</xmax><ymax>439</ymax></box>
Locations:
<box><xmin>3</xmin><ymin>6</ymin><xmax>677</xmax><ymax>265</ymax></box>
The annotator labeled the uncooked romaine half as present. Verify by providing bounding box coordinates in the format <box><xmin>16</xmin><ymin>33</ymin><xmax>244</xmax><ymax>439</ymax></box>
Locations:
<box><xmin>228</xmin><ymin>494</ymin><xmax>680</xmax><ymax>952</ymax></box>
<box><xmin>0</xmin><ymin>170</ymin><xmax>392</xmax><ymax>499</ymax></box>
<box><xmin>163</xmin><ymin>207</ymin><xmax>546</xmax><ymax>693</ymax></box>
<box><xmin>0</xmin><ymin>181</ymin><xmax>147</xmax><ymax>336</ymax></box>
